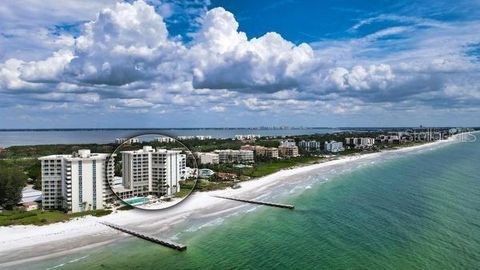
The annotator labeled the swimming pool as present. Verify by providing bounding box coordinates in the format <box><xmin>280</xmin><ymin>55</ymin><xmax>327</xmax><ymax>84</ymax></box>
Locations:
<box><xmin>123</xmin><ymin>197</ymin><xmax>149</xmax><ymax>205</ymax></box>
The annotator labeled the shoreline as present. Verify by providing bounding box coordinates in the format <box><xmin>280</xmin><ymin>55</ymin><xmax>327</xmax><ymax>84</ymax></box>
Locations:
<box><xmin>0</xmin><ymin>136</ymin><xmax>461</xmax><ymax>267</ymax></box>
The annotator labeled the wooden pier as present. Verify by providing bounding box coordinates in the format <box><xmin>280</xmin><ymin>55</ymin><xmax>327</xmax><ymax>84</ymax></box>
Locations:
<box><xmin>212</xmin><ymin>195</ymin><xmax>294</xmax><ymax>209</ymax></box>
<box><xmin>100</xmin><ymin>222</ymin><xmax>187</xmax><ymax>251</ymax></box>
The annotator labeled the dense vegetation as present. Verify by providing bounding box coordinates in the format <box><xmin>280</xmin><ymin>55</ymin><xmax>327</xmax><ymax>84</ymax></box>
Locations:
<box><xmin>181</xmin><ymin>139</ymin><xmax>243</xmax><ymax>152</ymax></box>
<box><xmin>176</xmin><ymin>179</ymin><xmax>233</xmax><ymax>197</ymax></box>
<box><xmin>0</xmin><ymin>165</ymin><xmax>27</xmax><ymax>209</ymax></box>
<box><xmin>0</xmin><ymin>144</ymin><xmax>117</xmax><ymax>159</ymax></box>
<box><xmin>0</xmin><ymin>159</ymin><xmax>41</xmax><ymax>192</ymax></box>
<box><xmin>0</xmin><ymin>209</ymin><xmax>111</xmax><ymax>226</ymax></box>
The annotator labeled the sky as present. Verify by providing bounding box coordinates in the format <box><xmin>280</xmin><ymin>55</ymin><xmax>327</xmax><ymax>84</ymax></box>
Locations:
<box><xmin>0</xmin><ymin>0</ymin><xmax>479</xmax><ymax>128</ymax></box>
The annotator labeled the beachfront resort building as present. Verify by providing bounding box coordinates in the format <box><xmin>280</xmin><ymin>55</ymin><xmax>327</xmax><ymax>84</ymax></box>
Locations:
<box><xmin>115</xmin><ymin>146</ymin><xmax>186</xmax><ymax>199</ymax></box>
<box><xmin>214</xmin><ymin>149</ymin><xmax>254</xmax><ymax>163</ymax></box>
<box><xmin>298</xmin><ymin>140</ymin><xmax>321</xmax><ymax>151</ymax></box>
<box><xmin>278</xmin><ymin>139</ymin><xmax>300</xmax><ymax>157</ymax></box>
<box><xmin>241</xmin><ymin>145</ymin><xmax>279</xmax><ymax>159</ymax></box>
<box><xmin>195</xmin><ymin>152</ymin><xmax>220</xmax><ymax>165</ymax></box>
<box><xmin>345</xmin><ymin>137</ymin><xmax>375</xmax><ymax>149</ymax></box>
<box><xmin>39</xmin><ymin>149</ymin><xmax>115</xmax><ymax>213</ymax></box>
<box><xmin>324</xmin><ymin>141</ymin><xmax>345</xmax><ymax>153</ymax></box>
<box><xmin>256</xmin><ymin>146</ymin><xmax>279</xmax><ymax>158</ymax></box>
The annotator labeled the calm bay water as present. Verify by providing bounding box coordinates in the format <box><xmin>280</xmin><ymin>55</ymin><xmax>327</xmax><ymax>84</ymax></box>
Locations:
<box><xmin>0</xmin><ymin>128</ymin><xmax>337</xmax><ymax>147</ymax></box>
<box><xmin>25</xmin><ymin>136</ymin><xmax>480</xmax><ymax>269</ymax></box>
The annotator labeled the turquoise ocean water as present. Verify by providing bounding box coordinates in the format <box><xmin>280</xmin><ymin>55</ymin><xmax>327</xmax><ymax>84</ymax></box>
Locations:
<box><xmin>30</xmin><ymin>136</ymin><xmax>480</xmax><ymax>269</ymax></box>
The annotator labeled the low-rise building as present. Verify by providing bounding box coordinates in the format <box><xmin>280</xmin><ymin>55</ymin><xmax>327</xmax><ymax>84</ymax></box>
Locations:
<box><xmin>21</xmin><ymin>186</ymin><xmax>42</xmax><ymax>204</ymax></box>
<box><xmin>155</xmin><ymin>136</ymin><xmax>176</xmax><ymax>143</ymax></box>
<box><xmin>217</xmin><ymin>172</ymin><xmax>237</xmax><ymax>181</ymax></box>
<box><xmin>177</xmin><ymin>135</ymin><xmax>213</xmax><ymax>140</ymax></box>
<box><xmin>195</xmin><ymin>152</ymin><xmax>220</xmax><ymax>165</ymax></box>
<box><xmin>177</xmin><ymin>136</ymin><xmax>195</xmax><ymax>140</ymax></box>
<box><xmin>234</xmin><ymin>134</ymin><xmax>261</xmax><ymax>140</ymax></box>
<box><xmin>376</xmin><ymin>134</ymin><xmax>400</xmax><ymax>144</ymax></box>
<box><xmin>195</xmin><ymin>135</ymin><xmax>213</xmax><ymax>140</ymax></box>
<box><xmin>240</xmin><ymin>144</ymin><xmax>255</xmax><ymax>151</ymax></box>
<box><xmin>280</xmin><ymin>139</ymin><xmax>296</xmax><ymax>147</ymax></box>
<box><xmin>324</xmin><ymin>141</ymin><xmax>345</xmax><ymax>153</ymax></box>
<box><xmin>115</xmin><ymin>138</ymin><xmax>140</xmax><ymax>144</ymax></box>
<box><xmin>21</xmin><ymin>201</ymin><xmax>39</xmax><ymax>211</ymax></box>
<box><xmin>214</xmin><ymin>149</ymin><xmax>254</xmax><ymax>163</ymax></box>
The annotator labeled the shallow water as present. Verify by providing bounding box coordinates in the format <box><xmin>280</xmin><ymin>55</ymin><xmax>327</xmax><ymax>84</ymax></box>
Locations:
<box><xmin>19</xmin><ymin>138</ymin><xmax>480</xmax><ymax>269</ymax></box>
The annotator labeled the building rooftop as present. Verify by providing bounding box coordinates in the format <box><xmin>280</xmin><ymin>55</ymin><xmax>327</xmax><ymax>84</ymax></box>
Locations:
<box><xmin>21</xmin><ymin>186</ymin><xmax>42</xmax><ymax>203</ymax></box>
<box><xmin>38</xmin><ymin>149</ymin><xmax>111</xmax><ymax>160</ymax></box>
<box><xmin>121</xmin><ymin>146</ymin><xmax>182</xmax><ymax>154</ymax></box>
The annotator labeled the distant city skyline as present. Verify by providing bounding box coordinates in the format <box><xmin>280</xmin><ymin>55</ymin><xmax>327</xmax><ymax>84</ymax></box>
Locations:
<box><xmin>1</xmin><ymin>0</ymin><xmax>479</xmax><ymax>128</ymax></box>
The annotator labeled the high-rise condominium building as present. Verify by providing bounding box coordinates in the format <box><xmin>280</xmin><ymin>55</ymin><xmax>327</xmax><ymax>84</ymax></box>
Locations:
<box><xmin>298</xmin><ymin>140</ymin><xmax>321</xmax><ymax>151</ymax></box>
<box><xmin>117</xmin><ymin>146</ymin><xmax>186</xmax><ymax>199</ymax></box>
<box><xmin>345</xmin><ymin>137</ymin><xmax>375</xmax><ymax>148</ymax></box>
<box><xmin>39</xmin><ymin>149</ymin><xmax>115</xmax><ymax>213</ymax></box>
<box><xmin>324</xmin><ymin>141</ymin><xmax>345</xmax><ymax>153</ymax></box>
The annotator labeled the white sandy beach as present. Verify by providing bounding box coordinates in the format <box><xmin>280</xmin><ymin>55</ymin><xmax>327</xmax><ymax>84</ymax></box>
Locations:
<box><xmin>0</xmin><ymin>136</ymin><xmax>460</xmax><ymax>267</ymax></box>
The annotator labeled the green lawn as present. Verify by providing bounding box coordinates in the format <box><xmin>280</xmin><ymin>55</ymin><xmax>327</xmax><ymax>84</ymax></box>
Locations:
<box><xmin>0</xmin><ymin>209</ymin><xmax>112</xmax><ymax>226</ymax></box>
<box><xmin>176</xmin><ymin>180</ymin><xmax>196</xmax><ymax>197</ymax></box>
<box><xmin>176</xmin><ymin>179</ymin><xmax>233</xmax><ymax>197</ymax></box>
<box><xmin>243</xmin><ymin>156</ymin><xmax>321</xmax><ymax>178</ymax></box>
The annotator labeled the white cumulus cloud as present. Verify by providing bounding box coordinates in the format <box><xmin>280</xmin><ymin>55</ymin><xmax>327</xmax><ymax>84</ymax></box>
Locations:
<box><xmin>65</xmin><ymin>0</ymin><xmax>187</xmax><ymax>85</ymax></box>
<box><xmin>190</xmin><ymin>7</ymin><xmax>316</xmax><ymax>92</ymax></box>
<box><xmin>327</xmin><ymin>64</ymin><xmax>395</xmax><ymax>91</ymax></box>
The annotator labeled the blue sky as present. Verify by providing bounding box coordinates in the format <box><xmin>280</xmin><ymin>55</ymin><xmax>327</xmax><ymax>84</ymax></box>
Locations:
<box><xmin>0</xmin><ymin>0</ymin><xmax>479</xmax><ymax>128</ymax></box>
